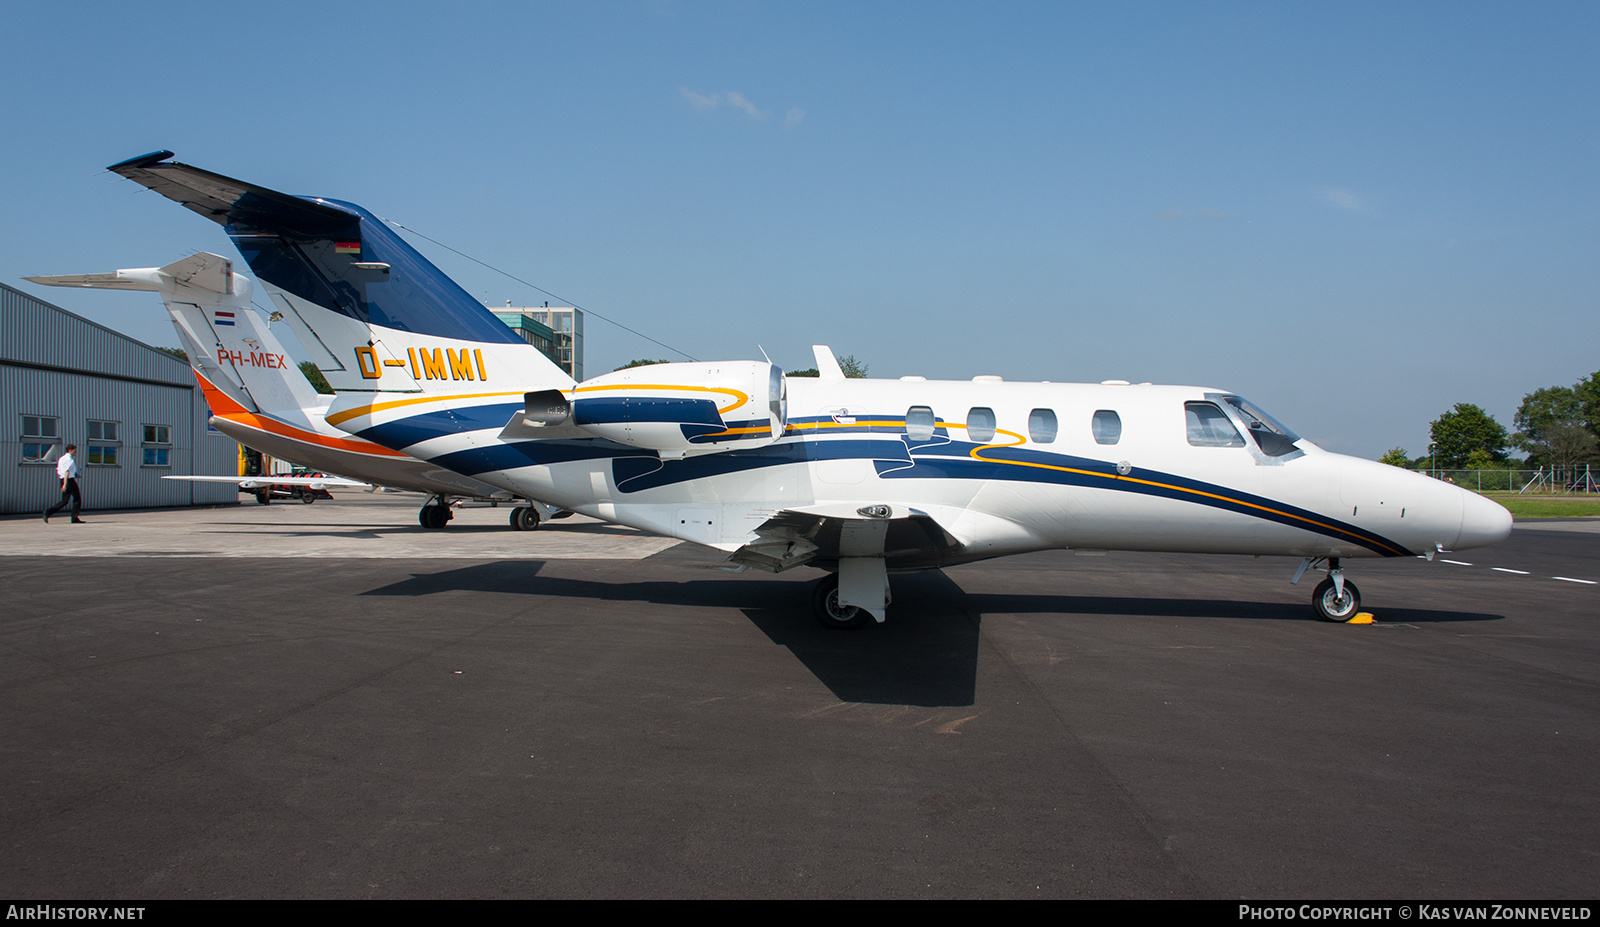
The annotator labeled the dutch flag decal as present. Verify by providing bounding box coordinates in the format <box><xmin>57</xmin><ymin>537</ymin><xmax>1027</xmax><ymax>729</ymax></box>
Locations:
<box><xmin>214</xmin><ymin>310</ymin><xmax>236</xmax><ymax>327</ymax></box>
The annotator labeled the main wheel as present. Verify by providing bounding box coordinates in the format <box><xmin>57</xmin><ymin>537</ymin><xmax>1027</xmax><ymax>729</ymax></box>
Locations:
<box><xmin>509</xmin><ymin>506</ymin><xmax>540</xmax><ymax>531</ymax></box>
<box><xmin>300</xmin><ymin>492</ymin><xmax>315</xmax><ymax>504</ymax></box>
<box><xmin>420</xmin><ymin>505</ymin><xmax>450</xmax><ymax>530</ymax></box>
<box><xmin>812</xmin><ymin>574</ymin><xmax>871</xmax><ymax>630</ymax></box>
<box><xmin>256</xmin><ymin>490</ymin><xmax>271</xmax><ymax>505</ymax></box>
<box><xmin>1312</xmin><ymin>577</ymin><xmax>1361</xmax><ymax>622</ymax></box>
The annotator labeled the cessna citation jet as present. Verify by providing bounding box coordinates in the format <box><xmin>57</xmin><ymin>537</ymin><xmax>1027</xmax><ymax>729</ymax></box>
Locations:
<box><xmin>27</xmin><ymin>252</ymin><xmax>555</xmax><ymax>530</ymax></box>
<box><xmin>92</xmin><ymin>151</ymin><xmax>1512</xmax><ymax>627</ymax></box>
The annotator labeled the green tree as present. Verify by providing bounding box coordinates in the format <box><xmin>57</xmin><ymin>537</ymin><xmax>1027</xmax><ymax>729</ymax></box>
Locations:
<box><xmin>1429</xmin><ymin>404</ymin><xmax>1510</xmax><ymax>469</ymax></box>
<box><xmin>1379</xmin><ymin>447</ymin><xmax>1412</xmax><ymax>468</ymax></box>
<box><xmin>299</xmin><ymin>361</ymin><xmax>333</xmax><ymax>395</ymax></box>
<box><xmin>1513</xmin><ymin>385</ymin><xmax>1594</xmax><ymax>469</ymax></box>
<box><xmin>614</xmin><ymin>359</ymin><xmax>669</xmax><ymax>371</ymax></box>
<box><xmin>1573</xmin><ymin>369</ymin><xmax>1600</xmax><ymax>434</ymax></box>
<box><xmin>154</xmin><ymin>346</ymin><xmax>188</xmax><ymax>362</ymax></box>
<box><xmin>786</xmin><ymin>368</ymin><xmax>819</xmax><ymax>378</ymax></box>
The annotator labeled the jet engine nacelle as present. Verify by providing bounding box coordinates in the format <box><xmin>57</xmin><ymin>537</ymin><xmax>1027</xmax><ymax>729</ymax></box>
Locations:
<box><xmin>569</xmin><ymin>360</ymin><xmax>787</xmax><ymax>454</ymax></box>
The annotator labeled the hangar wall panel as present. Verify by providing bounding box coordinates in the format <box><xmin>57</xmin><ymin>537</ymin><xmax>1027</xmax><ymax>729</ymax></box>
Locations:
<box><xmin>2</xmin><ymin>282</ymin><xmax>238</xmax><ymax>514</ymax></box>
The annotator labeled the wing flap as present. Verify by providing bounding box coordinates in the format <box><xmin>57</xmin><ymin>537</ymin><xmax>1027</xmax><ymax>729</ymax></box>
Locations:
<box><xmin>730</xmin><ymin>505</ymin><xmax>964</xmax><ymax>573</ymax></box>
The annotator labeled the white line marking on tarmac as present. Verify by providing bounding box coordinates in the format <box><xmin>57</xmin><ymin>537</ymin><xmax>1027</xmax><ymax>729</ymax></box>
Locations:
<box><xmin>1429</xmin><ymin>555</ymin><xmax>1595</xmax><ymax>587</ymax></box>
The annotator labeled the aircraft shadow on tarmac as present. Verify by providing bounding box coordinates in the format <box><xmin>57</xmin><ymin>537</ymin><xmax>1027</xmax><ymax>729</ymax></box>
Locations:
<box><xmin>960</xmin><ymin>592</ymin><xmax>1505</xmax><ymax>626</ymax></box>
<box><xmin>359</xmin><ymin>563</ymin><xmax>1502</xmax><ymax>707</ymax></box>
<box><xmin>194</xmin><ymin>521</ymin><xmax>646</xmax><ymax>541</ymax></box>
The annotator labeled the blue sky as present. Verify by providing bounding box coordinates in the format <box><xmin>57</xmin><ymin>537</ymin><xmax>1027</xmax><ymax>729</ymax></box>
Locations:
<box><xmin>3</xmin><ymin>1</ymin><xmax>1596</xmax><ymax>458</ymax></box>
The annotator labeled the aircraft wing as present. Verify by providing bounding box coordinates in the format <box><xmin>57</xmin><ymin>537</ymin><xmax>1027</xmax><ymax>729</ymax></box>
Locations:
<box><xmin>162</xmin><ymin>475</ymin><xmax>373</xmax><ymax>491</ymax></box>
<box><xmin>729</xmin><ymin>503</ymin><xmax>965</xmax><ymax>573</ymax></box>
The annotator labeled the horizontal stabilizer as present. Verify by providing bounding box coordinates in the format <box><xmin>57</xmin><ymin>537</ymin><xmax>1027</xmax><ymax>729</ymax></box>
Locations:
<box><xmin>162</xmin><ymin>475</ymin><xmax>372</xmax><ymax>490</ymax></box>
<box><xmin>25</xmin><ymin>271</ymin><xmax>156</xmax><ymax>292</ymax></box>
<box><xmin>109</xmin><ymin>152</ymin><xmax>357</xmax><ymax>238</ymax></box>
<box><xmin>25</xmin><ymin>252</ymin><xmax>235</xmax><ymax>295</ymax></box>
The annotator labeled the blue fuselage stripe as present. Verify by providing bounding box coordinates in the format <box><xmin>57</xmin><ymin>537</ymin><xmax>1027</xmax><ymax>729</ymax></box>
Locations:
<box><xmin>356</xmin><ymin>405</ymin><xmax>1410</xmax><ymax>556</ymax></box>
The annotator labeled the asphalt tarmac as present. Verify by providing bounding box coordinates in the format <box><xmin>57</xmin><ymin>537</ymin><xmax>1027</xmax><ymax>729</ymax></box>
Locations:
<box><xmin>2</xmin><ymin>495</ymin><xmax>1596</xmax><ymax>899</ymax></box>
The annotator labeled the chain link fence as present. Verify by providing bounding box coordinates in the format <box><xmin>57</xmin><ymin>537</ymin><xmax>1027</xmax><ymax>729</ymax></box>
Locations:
<box><xmin>1415</xmin><ymin>465</ymin><xmax>1597</xmax><ymax>493</ymax></box>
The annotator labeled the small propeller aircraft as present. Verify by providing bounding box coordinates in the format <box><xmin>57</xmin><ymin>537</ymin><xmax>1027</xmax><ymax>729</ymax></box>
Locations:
<box><xmin>73</xmin><ymin>151</ymin><xmax>1512</xmax><ymax>627</ymax></box>
<box><xmin>27</xmin><ymin>253</ymin><xmax>556</xmax><ymax>530</ymax></box>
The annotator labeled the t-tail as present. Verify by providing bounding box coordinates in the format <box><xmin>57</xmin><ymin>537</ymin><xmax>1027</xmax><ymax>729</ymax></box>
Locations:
<box><xmin>106</xmin><ymin>150</ymin><xmax>576</xmax><ymax>455</ymax></box>
<box><xmin>106</xmin><ymin>152</ymin><xmax>572</xmax><ymax>392</ymax></box>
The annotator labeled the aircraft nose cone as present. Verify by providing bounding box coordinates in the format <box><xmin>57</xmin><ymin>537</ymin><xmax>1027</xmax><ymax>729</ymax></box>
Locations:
<box><xmin>1457</xmin><ymin>490</ymin><xmax>1513</xmax><ymax>550</ymax></box>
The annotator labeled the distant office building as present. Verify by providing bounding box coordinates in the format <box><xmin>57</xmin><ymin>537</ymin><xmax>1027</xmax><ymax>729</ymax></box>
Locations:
<box><xmin>492</xmin><ymin>303</ymin><xmax>583</xmax><ymax>380</ymax></box>
<box><xmin>1</xmin><ymin>282</ymin><xmax>238</xmax><ymax>514</ymax></box>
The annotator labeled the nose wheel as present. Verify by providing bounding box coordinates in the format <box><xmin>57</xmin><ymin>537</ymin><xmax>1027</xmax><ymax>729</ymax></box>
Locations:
<box><xmin>1295</xmin><ymin>556</ymin><xmax>1363</xmax><ymax>622</ymax></box>
<box><xmin>1312</xmin><ymin>576</ymin><xmax>1361</xmax><ymax>622</ymax></box>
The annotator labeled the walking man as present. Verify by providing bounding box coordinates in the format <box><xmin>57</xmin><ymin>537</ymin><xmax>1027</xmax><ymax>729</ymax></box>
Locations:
<box><xmin>44</xmin><ymin>444</ymin><xmax>84</xmax><ymax>524</ymax></box>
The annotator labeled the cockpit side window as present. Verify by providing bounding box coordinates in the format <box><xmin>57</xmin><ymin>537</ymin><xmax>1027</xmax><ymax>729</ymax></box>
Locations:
<box><xmin>1185</xmin><ymin>402</ymin><xmax>1246</xmax><ymax>447</ymax></box>
<box><xmin>1220</xmin><ymin>395</ymin><xmax>1301</xmax><ymax>457</ymax></box>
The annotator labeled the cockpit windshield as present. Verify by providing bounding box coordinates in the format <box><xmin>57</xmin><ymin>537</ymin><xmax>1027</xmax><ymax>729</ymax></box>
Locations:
<box><xmin>1219</xmin><ymin>395</ymin><xmax>1301</xmax><ymax>457</ymax></box>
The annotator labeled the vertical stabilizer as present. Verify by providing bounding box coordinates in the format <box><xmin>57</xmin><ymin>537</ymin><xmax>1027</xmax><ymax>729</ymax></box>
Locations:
<box><xmin>106</xmin><ymin>152</ymin><xmax>575</xmax><ymax>398</ymax></box>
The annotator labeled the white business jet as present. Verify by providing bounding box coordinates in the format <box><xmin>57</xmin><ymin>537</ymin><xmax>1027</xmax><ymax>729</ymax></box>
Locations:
<box><xmin>101</xmin><ymin>151</ymin><xmax>1512</xmax><ymax>627</ymax></box>
<box><xmin>26</xmin><ymin>252</ymin><xmax>554</xmax><ymax>529</ymax></box>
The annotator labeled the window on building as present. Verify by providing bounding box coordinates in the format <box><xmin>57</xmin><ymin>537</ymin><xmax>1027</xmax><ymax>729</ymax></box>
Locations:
<box><xmin>1185</xmin><ymin>402</ymin><xmax>1245</xmax><ymax>448</ymax></box>
<box><xmin>1092</xmin><ymin>410</ymin><xmax>1122</xmax><ymax>445</ymax></box>
<box><xmin>905</xmin><ymin>406</ymin><xmax>936</xmax><ymax>441</ymax></box>
<box><xmin>142</xmin><ymin>423</ymin><xmax>172</xmax><ymax>467</ymax></box>
<box><xmin>22</xmin><ymin>415</ymin><xmax>59</xmax><ymax>463</ymax></box>
<box><xmin>1028</xmin><ymin>408</ymin><xmax>1058</xmax><ymax>444</ymax></box>
<box><xmin>87</xmin><ymin>420</ymin><xmax>121</xmax><ymax>466</ymax></box>
<box><xmin>966</xmin><ymin>407</ymin><xmax>996</xmax><ymax>443</ymax></box>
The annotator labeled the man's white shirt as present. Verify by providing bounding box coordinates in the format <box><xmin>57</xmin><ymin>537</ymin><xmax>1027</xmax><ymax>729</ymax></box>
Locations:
<box><xmin>56</xmin><ymin>452</ymin><xmax>77</xmax><ymax>480</ymax></box>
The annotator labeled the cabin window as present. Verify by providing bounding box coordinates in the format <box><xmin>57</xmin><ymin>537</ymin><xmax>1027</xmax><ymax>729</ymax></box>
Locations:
<box><xmin>1028</xmin><ymin>408</ymin><xmax>1057</xmax><ymax>444</ymax></box>
<box><xmin>966</xmin><ymin>407</ymin><xmax>996</xmax><ymax>443</ymax></box>
<box><xmin>1092</xmin><ymin>410</ymin><xmax>1121</xmax><ymax>445</ymax></box>
<box><xmin>905</xmin><ymin>406</ymin><xmax>936</xmax><ymax>441</ymax></box>
<box><xmin>1184</xmin><ymin>402</ymin><xmax>1245</xmax><ymax>447</ymax></box>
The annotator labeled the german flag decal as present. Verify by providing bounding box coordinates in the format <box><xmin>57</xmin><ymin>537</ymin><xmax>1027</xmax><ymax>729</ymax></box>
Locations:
<box><xmin>334</xmin><ymin>241</ymin><xmax>361</xmax><ymax>254</ymax></box>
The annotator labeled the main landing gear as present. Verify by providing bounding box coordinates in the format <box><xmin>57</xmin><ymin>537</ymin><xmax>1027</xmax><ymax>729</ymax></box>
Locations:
<box><xmin>1294</xmin><ymin>556</ymin><xmax>1362</xmax><ymax>622</ymax></box>
<box><xmin>418</xmin><ymin>495</ymin><xmax>454</xmax><ymax>530</ymax></box>
<box><xmin>420</xmin><ymin>497</ymin><xmax>554</xmax><ymax>531</ymax></box>
<box><xmin>508</xmin><ymin>505</ymin><xmax>540</xmax><ymax>531</ymax></box>
<box><xmin>812</xmin><ymin>574</ymin><xmax>872</xmax><ymax>630</ymax></box>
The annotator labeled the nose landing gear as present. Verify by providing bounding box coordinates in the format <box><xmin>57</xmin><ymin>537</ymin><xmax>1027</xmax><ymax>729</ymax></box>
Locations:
<box><xmin>1294</xmin><ymin>556</ymin><xmax>1362</xmax><ymax>622</ymax></box>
